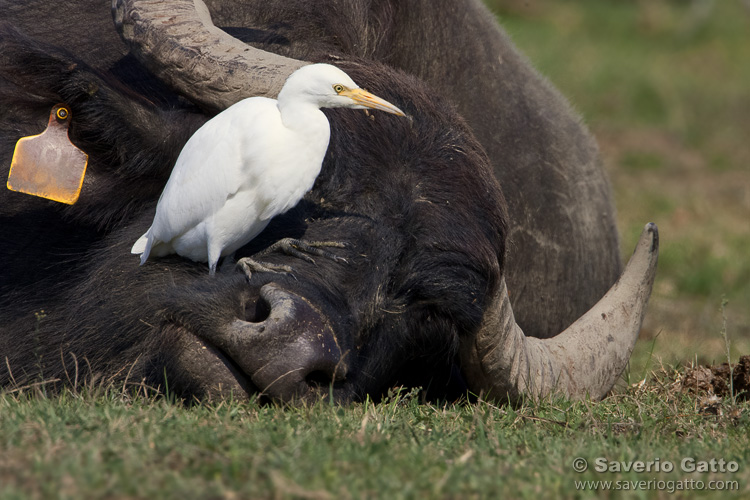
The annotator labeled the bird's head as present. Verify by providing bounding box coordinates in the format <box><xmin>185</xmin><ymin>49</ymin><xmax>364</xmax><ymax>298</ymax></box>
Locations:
<box><xmin>278</xmin><ymin>63</ymin><xmax>405</xmax><ymax>116</ymax></box>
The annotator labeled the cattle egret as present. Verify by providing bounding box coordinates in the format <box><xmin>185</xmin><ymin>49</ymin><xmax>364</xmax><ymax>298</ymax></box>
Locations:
<box><xmin>131</xmin><ymin>63</ymin><xmax>405</xmax><ymax>275</ymax></box>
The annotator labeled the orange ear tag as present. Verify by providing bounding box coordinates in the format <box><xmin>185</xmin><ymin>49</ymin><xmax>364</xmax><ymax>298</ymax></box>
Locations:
<box><xmin>7</xmin><ymin>104</ymin><xmax>89</xmax><ymax>205</ymax></box>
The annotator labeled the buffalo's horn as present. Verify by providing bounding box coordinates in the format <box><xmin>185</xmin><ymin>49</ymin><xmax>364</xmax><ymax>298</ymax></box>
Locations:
<box><xmin>460</xmin><ymin>223</ymin><xmax>659</xmax><ymax>403</ymax></box>
<box><xmin>112</xmin><ymin>0</ymin><xmax>306</xmax><ymax>113</ymax></box>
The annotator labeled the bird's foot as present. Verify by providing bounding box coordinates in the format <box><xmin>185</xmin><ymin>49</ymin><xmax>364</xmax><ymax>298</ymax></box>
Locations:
<box><xmin>261</xmin><ymin>238</ymin><xmax>348</xmax><ymax>265</ymax></box>
<box><xmin>236</xmin><ymin>258</ymin><xmax>294</xmax><ymax>279</ymax></box>
<box><xmin>236</xmin><ymin>238</ymin><xmax>348</xmax><ymax>279</ymax></box>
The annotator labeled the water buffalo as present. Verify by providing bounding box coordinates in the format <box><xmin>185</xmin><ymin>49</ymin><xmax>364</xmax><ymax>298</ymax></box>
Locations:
<box><xmin>0</xmin><ymin>0</ymin><xmax>657</xmax><ymax>403</ymax></box>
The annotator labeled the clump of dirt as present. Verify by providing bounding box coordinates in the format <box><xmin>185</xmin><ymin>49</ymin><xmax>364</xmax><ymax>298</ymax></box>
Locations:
<box><xmin>677</xmin><ymin>355</ymin><xmax>750</xmax><ymax>402</ymax></box>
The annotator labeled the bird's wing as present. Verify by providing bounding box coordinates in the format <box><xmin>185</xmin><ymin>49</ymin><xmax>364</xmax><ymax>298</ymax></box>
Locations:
<box><xmin>148</xmin><ymin>98</ymin><xmax>279</xmax><ymax>244</ymax></box>
<box><xmin>258</xmin><ymin>187</ymin><xmax>300</xmax><ymax>221</ymax></box>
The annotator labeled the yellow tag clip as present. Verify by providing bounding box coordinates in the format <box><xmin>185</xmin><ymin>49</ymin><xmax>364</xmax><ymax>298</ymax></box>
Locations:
<box><xmin>7</xmin><ymin>104</ymin><xmax>89</xmax><ymax>205</ymax></box>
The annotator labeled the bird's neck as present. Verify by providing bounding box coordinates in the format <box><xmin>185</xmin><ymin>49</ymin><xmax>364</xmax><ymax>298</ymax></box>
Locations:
<box><xmin>275</xmin><ymin>99</ymin><xmax>332</xmax><ymax>183</ymax></box>
<box><xmin>277</xmin><ymin>99</ymin><xmax>329</xmax><ymax>134</ymax></box>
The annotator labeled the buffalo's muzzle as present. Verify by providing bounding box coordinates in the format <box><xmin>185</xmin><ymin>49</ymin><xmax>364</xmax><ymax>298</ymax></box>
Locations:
<box><xmin>214</xmin><ymin>283</ymin><xmax>347</xmax><ymax>401</ymax></box>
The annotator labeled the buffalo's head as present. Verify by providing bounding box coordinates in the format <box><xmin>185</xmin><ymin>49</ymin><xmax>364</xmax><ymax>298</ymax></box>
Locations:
<box><xmin>0</xmin><ymin>0</ymin><xmax>657</xmax><ymax>404</ymax></box>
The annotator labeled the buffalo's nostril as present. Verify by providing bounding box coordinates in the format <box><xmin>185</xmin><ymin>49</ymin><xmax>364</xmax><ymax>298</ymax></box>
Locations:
<box><xmin>243</xmin><ymin>291</ymin><xmax>271</xmax><ymax>323</ymax></box>
<box><xmin>306</xmin><ymin>365</ymin><xmax>347</xmax><ymax>389</ymax></box>
<box><xmin>252</xmin><ymin>333</ymin><xmax>346</xmax><ymax>400</ymax></box>
<box><xmin>219</xmin><ymin>284</ymin><xmax>348</xmax><ymax>402</ymax></box>
<box><xmin>302</xmin><ymin>348</ymin><xmax>348</xmax><ymax>388</ymax></box>
<box><xmin>306</xmin><ymin>371</ymin><xmax>333</xmax><ymax>388</ymax></box>
<box><xmin>273</xmin><ymin>332</ymin><xmax>347</xmax><ymax>396</ymax></box>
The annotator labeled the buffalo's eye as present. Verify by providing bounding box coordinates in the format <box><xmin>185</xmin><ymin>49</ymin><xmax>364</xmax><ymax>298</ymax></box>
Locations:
<box><xmin>333</xmin><ymin>84</ymin><xmax>345</xmax><ymax>94</ymax></box>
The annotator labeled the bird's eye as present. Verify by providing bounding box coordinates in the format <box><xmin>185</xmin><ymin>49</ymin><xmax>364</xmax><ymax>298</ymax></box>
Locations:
<box><xmin>333</xmin><ymin>84</ymin><xmax>345</xmax><ymax>94</ymax></box>
<box><xmin>56</xmin><ymin>107</ymin><xmax>69</xmax><ymax>120</ymax></box>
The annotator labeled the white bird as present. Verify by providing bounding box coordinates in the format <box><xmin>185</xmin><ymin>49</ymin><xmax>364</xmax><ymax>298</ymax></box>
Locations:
<box><xmin>131</xmin><ymin>63</ymin><xmax>405</xmax><ymax>275</ymax></box>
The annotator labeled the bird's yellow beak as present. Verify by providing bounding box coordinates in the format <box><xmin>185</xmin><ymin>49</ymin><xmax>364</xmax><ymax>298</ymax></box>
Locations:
<box><xmin>341</xmin><ymin>88</ymin><xmax>405</xmax><ymax>116</ymax></box>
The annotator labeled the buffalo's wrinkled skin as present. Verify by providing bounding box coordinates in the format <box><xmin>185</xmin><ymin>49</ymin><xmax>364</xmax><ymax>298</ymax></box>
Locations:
<box><xmin>0</xmin><ymin>0</ymin><xmax>622</xmax><ymax>402</ymax></box>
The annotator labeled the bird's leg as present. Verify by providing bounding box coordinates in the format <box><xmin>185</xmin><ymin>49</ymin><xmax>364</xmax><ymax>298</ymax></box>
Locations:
<box><xmin>218</xmin><ymin>253</ymin><xmax>237</xmax><ymax>274</ymax></box>
<box><xmin>235</xmin><ymin>238</ymin><xmax>347</xmax><ymax>279</ymax></box>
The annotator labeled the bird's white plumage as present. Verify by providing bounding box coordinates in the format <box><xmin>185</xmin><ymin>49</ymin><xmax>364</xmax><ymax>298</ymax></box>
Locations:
<box><xmin>131</xmin><ymin>63</ymin><xmax>404</xmax><ymax>274</ymax></box>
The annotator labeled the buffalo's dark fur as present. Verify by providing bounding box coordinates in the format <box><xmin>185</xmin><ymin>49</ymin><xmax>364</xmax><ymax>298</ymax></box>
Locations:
<box><xmin>204</xmin><ymin>0</ymin><xmax>622</xmax><ymax>337</ymax></box>
<box><xmin>0</xmin><ymin>0</ymin><xmax>619</xmax><ymax>401</ymax></box>
<box><xmin>0</xmin><ymin>27</ymin><xmax>505</xmax><ymax>399</ymax></box>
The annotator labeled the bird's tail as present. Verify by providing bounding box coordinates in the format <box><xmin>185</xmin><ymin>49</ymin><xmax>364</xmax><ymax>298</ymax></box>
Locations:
<box><xmin>131</xmin><ymin>231</ymin><xmax>153</xmax><ymax>266</ymax></box>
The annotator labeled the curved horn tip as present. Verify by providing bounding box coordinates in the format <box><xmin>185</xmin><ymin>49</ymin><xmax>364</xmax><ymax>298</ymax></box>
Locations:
<box><xmin>635</xmin><ymin>222</ymin><xmax>659</xmax><ymax>255</ymax></box>
<box><xmin>461</xmin><ymin>221</ymin><xmax>660</xmax><ymax>405</ymax></box>
<box><xmin>623</xmin><ymin>222</ymin><xmax>659</xmax><ymax>290</ymax></box>
<box><xmin>646</xmin><ymin>222</ymin><xmax>659</xmax><ymax>252</ymax></box>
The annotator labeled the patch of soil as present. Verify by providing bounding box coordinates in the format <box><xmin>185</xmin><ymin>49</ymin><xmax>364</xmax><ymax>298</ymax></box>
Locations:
<box><xmin>677</xmin><ymin>355</ymin><xmax>750</xmax><ymax>401</ymax></box>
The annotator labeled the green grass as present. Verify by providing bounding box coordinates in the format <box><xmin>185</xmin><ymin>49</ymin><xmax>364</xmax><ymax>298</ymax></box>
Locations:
<box><xmin>1</xmin><ymin>381</ymin><xmax>749</xmax><ymax>499</ymax></box>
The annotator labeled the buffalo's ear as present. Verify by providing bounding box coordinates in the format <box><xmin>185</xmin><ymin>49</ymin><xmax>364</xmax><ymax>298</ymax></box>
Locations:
<box><xmin>461</xmin><ymin>223</ymin><xmax>658</xmax><ymax>404</ymax></box>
